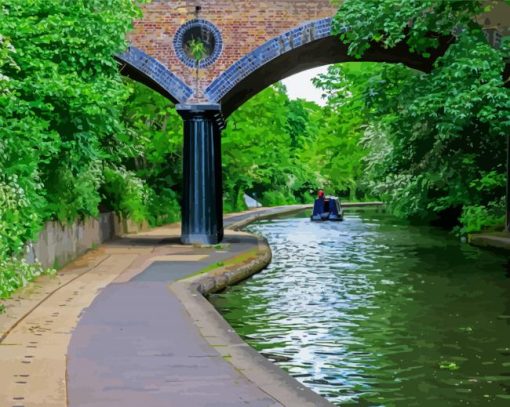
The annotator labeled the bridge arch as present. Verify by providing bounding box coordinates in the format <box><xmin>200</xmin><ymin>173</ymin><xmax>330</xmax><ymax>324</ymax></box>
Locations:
<box><xmin>205</xmin><ymin>18</ymin><xmax>451</xmax><ymax>117</ymax></box>
<box><xmin>115</xmin><ymin>46</ymin><xmax>193</xmax><ymax>104</ymax></box>
<box><xmin>123</xmin><ymin>3</ymin><xmax>508</xmax><ymax>245</ymax></box>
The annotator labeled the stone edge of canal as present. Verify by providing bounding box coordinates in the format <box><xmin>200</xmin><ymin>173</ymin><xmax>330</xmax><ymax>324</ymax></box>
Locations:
<box><xmin>170</xmin><ymin>205</ymin><xmax>334</xmax><ymax>407</ymax></box>
<box><xmin>173</xmin><ymin>203</ymin><xmax>509</xmax><ymax>407</ymax></box>
<box><xmin>469</xmin><ymin>232</ymin><xmax>510</xmax><ymax>251</ymax></box>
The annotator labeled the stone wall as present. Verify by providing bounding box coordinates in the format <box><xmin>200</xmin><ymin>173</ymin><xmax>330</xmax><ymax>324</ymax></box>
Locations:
<box><xmin>25</xmin><ymin>213</ymin><xmax>149</xmax><ymax>269</ymax></box>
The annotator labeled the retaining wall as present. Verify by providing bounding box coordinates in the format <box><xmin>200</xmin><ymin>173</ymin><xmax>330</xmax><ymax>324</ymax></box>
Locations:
<box><xmin>25</xmin><ymin>213</ymin><xmax>149</xmax><ymax>269</ymax></box>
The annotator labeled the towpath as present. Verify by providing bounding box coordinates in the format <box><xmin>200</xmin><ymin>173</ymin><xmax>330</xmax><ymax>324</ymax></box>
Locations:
<box><xmin>0</xmin><ymin>205</ymin><xmax>333</xmax><ymax>407</ymax></box>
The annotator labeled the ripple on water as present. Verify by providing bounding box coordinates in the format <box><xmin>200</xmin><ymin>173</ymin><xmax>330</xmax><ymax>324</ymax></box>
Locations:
<box><xmin>210</xmin><ymin>211</ymin><xmax>510</xmax><ymax>406</ymax></box>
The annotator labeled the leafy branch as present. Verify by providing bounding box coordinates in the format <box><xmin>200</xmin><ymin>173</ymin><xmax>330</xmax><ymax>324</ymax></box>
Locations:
<box><xmin>187</xmin><ymin>37</ymin><xmax>207</xmax><ymax>63</ymax></box>
<box><xmin>186</xmin><ymin>37</ymin><xmax>207</xmax><ymax>97</ymax></box>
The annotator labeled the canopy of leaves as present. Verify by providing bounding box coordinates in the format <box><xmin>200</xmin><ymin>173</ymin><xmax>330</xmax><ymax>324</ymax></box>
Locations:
<box><xmin>327</xmin><ymin>0</ymin><xmax>510</xmax><ymax>233</ymax></box>
<box><xmin>333</xmin><ymin>0</ymin><xmax>486</xmax><ymax>58</ymax></box>
<box><xmin>0</xmin><ymin>0</ymin><xmax>186</xmax><ymax>259</ymax></box>
<box><xmin>222</xmin><ymin>85</ymin><xmax>322</xmax><ymax>210</ymax></box>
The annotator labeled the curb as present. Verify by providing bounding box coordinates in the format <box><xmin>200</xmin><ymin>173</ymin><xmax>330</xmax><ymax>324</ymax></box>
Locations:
<box><xmin>193</xmin><ymin>236</ymin><xmax>272</xmax><ymax>295</ymax></box>
<box><xmin>469</xmin><ymin>232</ymin><xmax>510</xmax><ymax>251</ymax></box>
<box><xmin>227</xmin><ymin>204</ymin><xmax>311</xmax><ymax>231</ymax></box>
<box><xmin>172</xmin><ymin>225</ymin><xmax>333</xmax><ymax>406</ymax></box>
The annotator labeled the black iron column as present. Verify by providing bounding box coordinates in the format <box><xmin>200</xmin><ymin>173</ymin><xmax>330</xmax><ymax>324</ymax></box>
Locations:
<box><xmin>177</xmin><ymin>104</ymin><xmax>225</xmax><ymax>244</ymax></box>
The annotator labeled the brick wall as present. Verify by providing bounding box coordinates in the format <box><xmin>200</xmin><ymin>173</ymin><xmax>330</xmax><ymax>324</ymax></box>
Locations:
<box><xmin>126</xmin><ymin>1</ymin><xmax>510</xmax><ymax>106</ymax></box>
<box><xmin>129</xmin><ymin>0</ymin><xmax>336</xmax><ymax>101</ymax></box>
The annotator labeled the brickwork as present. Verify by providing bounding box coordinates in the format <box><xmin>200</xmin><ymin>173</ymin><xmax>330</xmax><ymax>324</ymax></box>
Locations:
<box><xmin>124</xmin><ymin>1</ymin><xmax>510</xmax><ymax>109</ymax></box>
<box><xmin>204</xmin><ymin>17</ymin><xmax>337</xmax><ymax>104</ymax></box>
<box><xmin>128</xmin><ymin>0</ymin><xmax>336</xmax><ymax>101</ymax></box>
<box><xmin>116</xmin><ymin>46</ymin><xmax>193</xmax><ymax>103</ymax></box>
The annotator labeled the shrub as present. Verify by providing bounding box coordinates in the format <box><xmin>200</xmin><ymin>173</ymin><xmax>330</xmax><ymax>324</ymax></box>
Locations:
<box><xmin>458</xmin><ymin>200</ymin><xmax>505</xmax><ymax>235</ymax></box>
<box><xmin>0</xmin><ymin>258</ymin><xmax>55</xmax><ymax>299</ymax></box>
<box><xmin>260</xmin><ymin>191</ymin><xmax>297</xmax><ymax>207</ymax></box>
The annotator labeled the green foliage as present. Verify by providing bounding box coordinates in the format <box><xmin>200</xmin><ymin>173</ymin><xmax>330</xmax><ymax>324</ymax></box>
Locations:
<box><xmin>186</xmin><ymin>38</ymin><xmax>207</xmax><ymax>62</ymax></box>
<box><xmin>459</xmin><ymin>201</ymin><xmax>505</xmax><ymax>235</ymax></box>
<box><xmin>114</xmin><ymin>81</ymin><xmax>183</xmax><ymax>226</ymax></box>
<box><xmin>0</xmin><ymin>258</ymin><xmax>55</xmax><ymax>299</ymax></box>
<box><xmin>102</xmin><ymin>167</ymin><xmax>150</xmax><ymax>223</ymax></box>
<box><xmin>308</xmin><ymin>64</ymin><xmax>377</xmax><ymax>199</ymax></box>
<box><xmin>327</xmin><ymin>0</ymin><xmax>510</xmax><ymax>233</ymax></box>
<box><xmin>186</xmin><ymin>36</ymin><xmax>207</xmax><ymax>94</ymax></box>
<box><xmin>222</xmin><ymin>85</ymin><xmax>320</xmax><ymax>211</ymax></box>
<box><xmin>0</xmin><ymin>1</ymin><xmax>188</xmax><ymax>299</ymax></box>
<box><xmin>0</xmin><ymin>0</ymin><xmax>144</xmax><ymax>251</ymax></box>
<box><xmin>146</xmin><ymin>188</ymin><xmax>181</xmax><ymax>226</ymax></box>
<box><xmin>333</xmin><ymin>0</ymin><xmax>486</xmax><ymax>58</ymax></box>
<box><xmin>0</xmin><ymin>30</ymin><xmax>52</xmax><ymax>256</ymax></box>
<box><xmin>0</xmin><ymin>177</ymin><xmax>43</xmax><ymax>258</ymax></box>
<box><xmin>260</xmin><ymin>191</ymin><xmax>298</xmax><ymax>207</ymax></box>
<box><xmin>0</xmin><ymin>0</ymin><xmax>180</xmax><ymax>240</ymax></box>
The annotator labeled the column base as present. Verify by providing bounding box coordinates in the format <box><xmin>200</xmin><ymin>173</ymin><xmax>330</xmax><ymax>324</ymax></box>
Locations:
<box><xmin>181</xmin><ymin>233</ymin><xmax>221</xmax><ymax>245</ymax></box>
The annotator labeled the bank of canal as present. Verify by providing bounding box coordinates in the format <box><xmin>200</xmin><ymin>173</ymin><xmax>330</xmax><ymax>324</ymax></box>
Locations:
<box><xmin>210</xmin><ymin>209</ymin><xmax>510</xmax><ymax>406</ymax></box>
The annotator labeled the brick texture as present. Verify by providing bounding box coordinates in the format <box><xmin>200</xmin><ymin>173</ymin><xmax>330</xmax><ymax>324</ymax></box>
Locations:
<box><xmin>128</xmin><ymin>0</ymin><xmax>336</xmax><ymax>102</ymax></box>
<box><xmin>125</xmin><ymin>1</ymin><xmax>510</xmax><ymax>106</ymax></box>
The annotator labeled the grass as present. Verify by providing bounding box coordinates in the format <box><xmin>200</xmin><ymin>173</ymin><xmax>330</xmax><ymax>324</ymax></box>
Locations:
<box><xmin>178</xmin><ymin>248</ymin><xmax>259</xmax><ymax>281</ymax></box>
<box><xmin>193</xmin><ymin>243</ymin><xmax>231</xmax><ymax>250</ymax></box>
<box><xmin>197</xmin><ymin>261</ymin><xmax>225</xmax><ymax>275</ymax></box>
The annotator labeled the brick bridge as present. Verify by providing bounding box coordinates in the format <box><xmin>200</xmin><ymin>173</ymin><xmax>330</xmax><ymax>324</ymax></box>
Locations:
<box><xmin>115</xmin><ymin>0</ymin><xmax>510</xmax><ymax>244</ymax></box>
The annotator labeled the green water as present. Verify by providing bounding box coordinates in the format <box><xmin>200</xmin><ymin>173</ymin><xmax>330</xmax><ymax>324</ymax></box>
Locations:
<box><xmin>210</xmin><ymin>210</ymin><xmax>510</xmax><ymax>406</ymax></box>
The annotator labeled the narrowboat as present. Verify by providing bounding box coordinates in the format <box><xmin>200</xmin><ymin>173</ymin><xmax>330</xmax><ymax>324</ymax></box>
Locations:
<box><xmin>311</xmin><ymin>196</ymin><xmax>344</xmax><ymax>221</ymax></box>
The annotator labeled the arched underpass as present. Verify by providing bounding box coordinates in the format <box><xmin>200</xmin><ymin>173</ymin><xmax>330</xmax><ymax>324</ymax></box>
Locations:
<box><xmin>114</xmin><ymin>2</ymin><xmax>510</xmax><ymax>244</ymax></box>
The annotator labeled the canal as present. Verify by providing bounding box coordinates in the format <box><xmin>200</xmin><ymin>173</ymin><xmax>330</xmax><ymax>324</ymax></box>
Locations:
<box><xmin>210</xmin><ymin>209</ymin><xmax>510</xmax><ymax>406</ymax></box>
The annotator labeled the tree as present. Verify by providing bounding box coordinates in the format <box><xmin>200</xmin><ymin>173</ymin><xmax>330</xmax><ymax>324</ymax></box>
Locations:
<box><xmin>327</xmin><ymin>0</ymin><xmax>510</xmax><ymax>232</ymax></box>
<box><xmin>222</xmin><ymin>85</ymin><xmax>321</xmax><ymax>210</ymax></box>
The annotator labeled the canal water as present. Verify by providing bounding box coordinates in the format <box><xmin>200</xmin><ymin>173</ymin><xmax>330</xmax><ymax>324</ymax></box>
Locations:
<box><xmin>210</xmin><ymin>210</ymin><xmax>510</xmax><ymax>406</ymax></box>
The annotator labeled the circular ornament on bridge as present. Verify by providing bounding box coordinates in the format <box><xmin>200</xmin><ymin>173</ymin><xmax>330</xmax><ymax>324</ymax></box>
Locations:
<box><xmin>173</xmin><ymin>19</ymin><xmax>223</xmax><ymax>69</ymax></box>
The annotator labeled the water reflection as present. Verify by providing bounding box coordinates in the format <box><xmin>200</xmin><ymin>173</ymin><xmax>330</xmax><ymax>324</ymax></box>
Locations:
<box><xmin>211</xmin><ymin>210</ymin><xmax>510</xmax><ymax>406</ymax></box>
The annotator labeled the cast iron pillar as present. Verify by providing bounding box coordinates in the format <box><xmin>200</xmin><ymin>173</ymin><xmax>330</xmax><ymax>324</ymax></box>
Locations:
<box><xmin>177</xmin><ymin>104</ymin><xmax>225</xmax><ymax>245</ymax></box>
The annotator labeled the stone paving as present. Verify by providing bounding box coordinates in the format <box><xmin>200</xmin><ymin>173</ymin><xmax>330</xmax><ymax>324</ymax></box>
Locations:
<box><xmin>0</xmin><ymin>206</ymin><xmax>332</xmax><ymax>407</ymax></box>
<box><xmin>67</xmin><ymin>233</ymin><xmax>280</xmax><ymax>407</ymax></box>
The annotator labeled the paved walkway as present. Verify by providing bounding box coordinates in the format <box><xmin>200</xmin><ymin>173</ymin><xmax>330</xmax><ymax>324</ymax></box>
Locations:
<box><xmin>66</xmin><ymin>233</ymin><xmax>280</xmax><ymax>407</ymax></box>
<box><xmin>0</xmin><ymin>206</ymin><xmax>331</xmax><ymax>407</ymax></box>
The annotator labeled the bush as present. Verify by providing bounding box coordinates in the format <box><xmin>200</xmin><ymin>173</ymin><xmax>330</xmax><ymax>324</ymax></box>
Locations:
<box><xmin>0</xmin><ymin>258</ymin><xmax>55</xmax><ymax>299</ymax></box>
<box><xmin>458</xmin><ymin>200</ymin><xmax>505</xmax><ymax>235</ymax></box>
<box><xmin>0</xmin><ymin>177</ymin><xmax>43</xmax><ymax>258</ymax></box>
<box><xmin>147</xmin><ymin>188</ymin><xmax>181</xmax><ymax>226</ymax></box>
<box><xmin>102</xmin><ymin>167</ymin><xmax>150</xmax><ymax>224</ymax></box>
<box><xmin>260</xmin><ymin>190</ymin><xmax>297</xmax><ymax>207</ymax></box>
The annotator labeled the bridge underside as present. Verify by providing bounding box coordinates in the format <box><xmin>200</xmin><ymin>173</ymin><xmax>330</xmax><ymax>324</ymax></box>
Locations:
<box><xmin>115</xmin><ymin>47</ymin><xmax>193</xmax><ymax>104</ymax></box>
<box><xmin>117</xmin><ymin>17</ymin><xmax>510</xmax><ymax>243</ymax></box>
<box><xmin>214</xmin><ymin>35</ymin><xmax>452</xmax><ymax>117</ymax></box>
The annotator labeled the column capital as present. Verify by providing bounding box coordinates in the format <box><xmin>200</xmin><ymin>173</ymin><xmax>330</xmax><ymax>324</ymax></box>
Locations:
<box><xmin>176</xmin><ymin>103</ymin><xmax>226</xmax><ymax>130</ymax></box>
